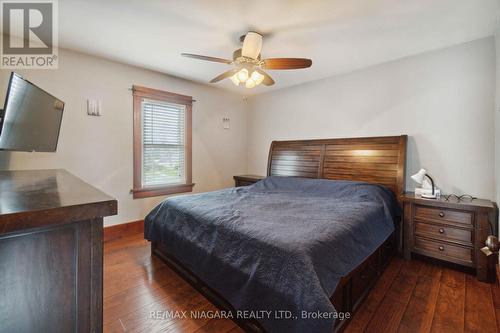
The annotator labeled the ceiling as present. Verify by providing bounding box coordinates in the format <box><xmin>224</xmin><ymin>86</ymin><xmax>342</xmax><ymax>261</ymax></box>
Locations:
<box><xmin>50</xmin><ymin>1</ymin><xmax>500</xmax><ymax>94</ymax></box>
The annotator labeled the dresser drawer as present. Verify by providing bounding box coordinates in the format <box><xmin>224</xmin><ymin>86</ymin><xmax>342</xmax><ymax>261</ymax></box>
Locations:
<box><xmin>413</xmin><ymin>236</ymin><xmax>473</xmax><ymax>266</ymax></box>
<box><xmin>414</xmin><ymin>205</ymin><xmax>472</xmax><ymax>226</ymax></box>
<box><xmin>414</xmin><ymin>222</ymin><xmax>473</xmax><ymax>246</ymax></box>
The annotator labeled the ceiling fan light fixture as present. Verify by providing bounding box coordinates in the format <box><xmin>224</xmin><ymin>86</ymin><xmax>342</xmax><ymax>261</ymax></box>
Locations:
<box><xmin>236</xmin><ymin>68</ymin><xmax>249</xmax><ymax>82</ymax></box>
<box><xmin>181</xmin><ymin>31</ymin><xmax>311</xmax><ymax>88</ymax></box>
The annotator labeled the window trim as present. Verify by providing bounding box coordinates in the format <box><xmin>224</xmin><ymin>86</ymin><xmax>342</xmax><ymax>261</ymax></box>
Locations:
<box><xmin>132</xmin><ymin>85</ymin><xmax>194</xmax><ymax>199</ymax></box>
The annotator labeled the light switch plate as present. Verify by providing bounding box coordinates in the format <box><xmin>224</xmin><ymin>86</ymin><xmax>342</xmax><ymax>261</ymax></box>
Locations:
<box><xmin>87</xmin><ymin>99</ymin><xmax>102</xmax><ymax>116</ymax></box>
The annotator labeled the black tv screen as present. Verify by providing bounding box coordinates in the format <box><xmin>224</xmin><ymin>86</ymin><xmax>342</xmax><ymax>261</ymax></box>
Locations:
<box><xmin>0</xmin><ymin>73</ymin><xmax>64</xmax><ymax>152</ymax></box>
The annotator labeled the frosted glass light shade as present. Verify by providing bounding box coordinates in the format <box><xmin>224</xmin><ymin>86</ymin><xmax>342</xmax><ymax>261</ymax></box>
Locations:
<box><xmin>251</xmin><ymin>70</ymin><xmax>265</xmax><ymax>85</ymax></box>
<box><xmin>245</xmin><ymin>78</ymin><xmax>256</xmax><ymax>88</ymax></box>
<box><xmin>237</xmin><ymin>68</ymin><xmax>249</xmax><ymax>82</ymax></box>
<box><xmin>230</xmin><ymin>75</ymin><xmax>240</xmax><ymax>86</ymax></box>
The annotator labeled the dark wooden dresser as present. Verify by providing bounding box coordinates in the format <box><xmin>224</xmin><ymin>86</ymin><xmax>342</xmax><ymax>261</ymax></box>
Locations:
<box><xmin>402</xmin><ymin>193</ymin><xmax>497</xmax><ymax>281</ymax></box>
<box><xmin>233</xmin><ymin>174</ymin><xmax>265</xmax><ymax>187</ymax></box>
<box><xmin>0</xmin><ymin>169</ymin><xmax>117</xmax><ymax>333</ymax></box>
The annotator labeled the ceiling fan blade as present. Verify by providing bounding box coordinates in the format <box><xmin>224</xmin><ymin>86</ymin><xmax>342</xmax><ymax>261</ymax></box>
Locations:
<box><xmin>209</xmin><ymin>68</ymin><xmax>240</xmax><ymax>83</ymax></box>
<box><xmin>242</xmin><ymin>32</ymin><xmax>262</xmax><ymax>59</ymax></box>
<box><xmin>181</xmin><ymin>53</ymin><xmax>232</xmax><ymax>64</ymax></box>
<box><xmin>262</xmin><ymin>58</ymin><xmax>312</xmax><ymax>70</ymax></box>
<box><xmin>255</xmin><ymin>68</ymin><xmax>275</xmax><ymax>86</ymax></box>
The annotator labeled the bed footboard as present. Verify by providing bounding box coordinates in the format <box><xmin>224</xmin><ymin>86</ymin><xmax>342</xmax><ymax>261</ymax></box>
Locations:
<box><xmin>151</xmin><ymin>232</ymin><xmax>395</xmax><ymax>333</ymax></box>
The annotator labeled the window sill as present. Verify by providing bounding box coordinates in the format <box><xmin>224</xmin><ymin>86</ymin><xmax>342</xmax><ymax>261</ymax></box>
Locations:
<box><xmin>131</xmin><ymin>183</ymin><xmax>195</xmax><ymax>199</ymax></box>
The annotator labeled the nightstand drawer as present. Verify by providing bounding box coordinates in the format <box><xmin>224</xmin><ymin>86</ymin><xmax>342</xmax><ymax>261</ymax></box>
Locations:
<box><xmin>414</xmin><ymin>222</ymin><xmax>473</xmax><ymax>246</ymax></box>
<box><xmin>413</xmin><ymin>236</ymin><xmax>473</xmax><ymax>266</ymax></box>
<box><xmin>414</xmin><ymin>205</ymin><xmax>472</xmax><ymax>226</ymax></box>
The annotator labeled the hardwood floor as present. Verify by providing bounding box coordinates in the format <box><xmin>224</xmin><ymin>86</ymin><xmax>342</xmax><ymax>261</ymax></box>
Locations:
<box><xmin>104</xmin><ymin>232</ymin><xmax>500</xmax><ymax>333</ymax></box>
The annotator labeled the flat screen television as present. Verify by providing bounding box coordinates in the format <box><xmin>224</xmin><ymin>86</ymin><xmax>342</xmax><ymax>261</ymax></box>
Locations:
<box><xmin>0</xmin><ymin>72</ymin><xmax>64</xmax><ymax>152</ymax></box>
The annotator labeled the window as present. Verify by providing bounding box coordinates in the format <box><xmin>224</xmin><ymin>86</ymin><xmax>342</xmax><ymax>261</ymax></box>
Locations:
<box><xmin>132</xmin><ymin>85</ymin><xmax>193</xmax><ymax>198</ymax></box>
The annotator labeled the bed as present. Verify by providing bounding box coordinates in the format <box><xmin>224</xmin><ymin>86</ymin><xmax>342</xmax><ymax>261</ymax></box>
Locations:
<box><xmin>145</xmin><ymin>135</ymin><xmax>407</xmax><ymax>333</ymax></box>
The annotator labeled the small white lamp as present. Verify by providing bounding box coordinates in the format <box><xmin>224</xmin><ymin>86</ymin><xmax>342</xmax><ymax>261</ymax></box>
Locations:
<box><xmin>411</xmin><ymin>168</ymin><xmax>437</xmax><ymax>199</ymax></box>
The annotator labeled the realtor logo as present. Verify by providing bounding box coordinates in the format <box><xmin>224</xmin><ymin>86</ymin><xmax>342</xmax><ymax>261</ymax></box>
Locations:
<box><xmin>1</xmin><ymin>0</ymin><xmax>58</xmax><ymax>69</ymax></box>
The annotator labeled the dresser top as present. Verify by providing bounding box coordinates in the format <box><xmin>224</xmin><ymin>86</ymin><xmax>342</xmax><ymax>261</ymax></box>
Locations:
<box><xmin>401</xmin><ymin>192</ymin><xmax>496</xmax><ymax>211</ymax></box>
<box><xmin>0</xmin><ymin>169</ymin><xmax>117</xmax><ymax>233</ymax></box>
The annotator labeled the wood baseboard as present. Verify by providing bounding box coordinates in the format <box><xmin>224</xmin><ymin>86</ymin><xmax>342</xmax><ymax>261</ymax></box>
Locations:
<box><xmin>104</xmin><ymin>220</ymin><xmax>144</xmax><ymax>242</ymax></box>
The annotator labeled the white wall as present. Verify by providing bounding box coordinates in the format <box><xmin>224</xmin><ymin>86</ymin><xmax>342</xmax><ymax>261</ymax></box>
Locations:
<box><xmin>247</xmin><ymin>37</ymin><xmax>496</xmax><ymax>199</ymax></box>
<box><xmin>0</xmin><ymin>48</ymin><xmax>248</xmax><ymax>226</ymax></box>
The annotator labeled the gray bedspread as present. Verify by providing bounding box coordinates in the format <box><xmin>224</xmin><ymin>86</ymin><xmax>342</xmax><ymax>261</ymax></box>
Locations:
<box><xmin>144</xmin><ymin>176</ymin><xmax>399</xmax><ymax>333</ymax></box>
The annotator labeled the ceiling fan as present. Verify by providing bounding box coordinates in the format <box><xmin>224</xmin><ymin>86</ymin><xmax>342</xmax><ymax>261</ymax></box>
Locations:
<box><xmin>181</xmin><ymin>32</ymin><xmax>312</xmax><ymax>89</ymax></box>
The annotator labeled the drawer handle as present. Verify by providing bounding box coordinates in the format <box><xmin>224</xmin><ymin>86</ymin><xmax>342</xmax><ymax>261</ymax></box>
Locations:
<box><xmin>438</xmin><ymin>245</ymin><xmax>444</xmax><ymax>251</ymax></box>
<box><xmin>438</xmin><ymin>228</ymin><xmax>445</xmax><ymax>234</ymax></box>
<box><xmin>438</xmin><ymin>212</ymin><xmax>445</xmax><ymax>218</ymax></box>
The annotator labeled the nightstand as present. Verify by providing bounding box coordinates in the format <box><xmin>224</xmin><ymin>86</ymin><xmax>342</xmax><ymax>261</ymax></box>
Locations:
<box><xmin>401</xmin><ymin>193</ymin><xmax>498</xmax><ymax>282</ymax></box>
<box><xmin>233</xmin><ymin>175</ymin><xmax>265</xmax><ymax>187</ymax></box>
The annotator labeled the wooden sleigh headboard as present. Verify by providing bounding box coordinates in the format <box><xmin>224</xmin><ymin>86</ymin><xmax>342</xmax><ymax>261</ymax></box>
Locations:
<box><xmin>267</xmin><ymin>135</ymin><xmax>407</xmax><ymax>196</ymax></box>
